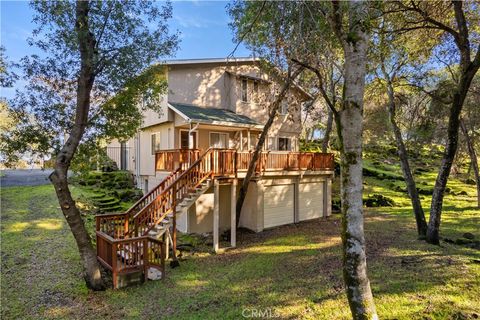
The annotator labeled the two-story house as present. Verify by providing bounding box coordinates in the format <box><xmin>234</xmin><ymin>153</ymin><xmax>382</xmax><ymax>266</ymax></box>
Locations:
<box><xmin>105</xmin><ymin>57</ymin><xmax>334</xmax><ymax>236</ymax></box>
<box><xmin>98</xmin><ymin>58</ymin><xmax>334</xmax><ymax>287</ymax></box>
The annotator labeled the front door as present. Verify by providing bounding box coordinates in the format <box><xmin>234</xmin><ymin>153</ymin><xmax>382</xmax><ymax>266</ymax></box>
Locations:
<box><xmin>180</xmin><ymin>130</ymin><xmax>197</xmax><ymax>149</ymax></box>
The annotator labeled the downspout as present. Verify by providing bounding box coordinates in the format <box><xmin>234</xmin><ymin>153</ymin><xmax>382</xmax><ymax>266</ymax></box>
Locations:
<box><xmin>188</xmin><ymin>121</ymin><xmax>200</xmax><ymax>166</ymax></box>
<box><xmin>135</xmin><ymin>131</ymin><xmax>141</xmax><ymax>188</ymax></box>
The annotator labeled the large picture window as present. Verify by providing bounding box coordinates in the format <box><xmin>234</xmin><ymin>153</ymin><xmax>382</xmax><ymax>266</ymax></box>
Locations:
<box><xmin>210</xmin><ymin>132</ymin><xmax>229</xmax><ymax>148</ymax></box>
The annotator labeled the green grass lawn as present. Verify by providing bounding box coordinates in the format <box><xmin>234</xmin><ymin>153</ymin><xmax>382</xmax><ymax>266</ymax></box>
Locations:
<box><xmin>1</xmin><ymin>177</ymin><xmax>479</xmax><ymax>319</ymax></box>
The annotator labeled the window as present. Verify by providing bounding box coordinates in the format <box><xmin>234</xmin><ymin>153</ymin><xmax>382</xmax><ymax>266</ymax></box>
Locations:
<box><xmin>278</xmin><ymin>137</ymin><xmax>291</xmax><ymax>151</ymax></box>
<box><xmin>265</xmin><ymin>136</ymin><xmax>276</xmax><ymax>151</ymax></box>
<box><xmin>241</xmin><ymin>79</ymin><xmax>248</xmax><ymax>102</ymax></box>
<box><xmin>249</xmin><ymin>133</ymin><xmax>258</xmax><ymax>150</ymax></box>
<box><xmin>210</xmin><ymin>132</ymin><xmax>229</xmax><ymax>148</ymax></box>
<box><xmin>151</xmin><ymin>132</ymin><xmax>161</xmax><ymax>154</ymax></box>
<box><xmin>280</xmin><ymin>99</ymin><xmax>288</xmax><ymax>115</ymax></box>
<box><xmin>253</xmin><ymin>81</ymin><xmax>259</xmax><ymax>102</ymax></box>
<box><xmin>180</xmin><ymin>130</ymin><xmax>197</xmax><ymax>149</ymax></box>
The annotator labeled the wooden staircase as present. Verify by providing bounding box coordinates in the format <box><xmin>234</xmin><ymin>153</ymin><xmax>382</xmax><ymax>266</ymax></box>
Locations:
<box><xmin>96</xmin><ymin>148</ymin><xmax>225</xmax><ymax>288</ymax></box>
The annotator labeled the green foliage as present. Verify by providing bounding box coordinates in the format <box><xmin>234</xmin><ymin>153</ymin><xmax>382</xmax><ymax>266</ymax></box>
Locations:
<box><xmin>71</xmin><ymin>170</ymin><xmax>142</xmax><ymax>213</ymax></box>
<box><xmin>1</xmin><ymin>1</ymin><xmax>178</xmax><ymax>166</ymax></box>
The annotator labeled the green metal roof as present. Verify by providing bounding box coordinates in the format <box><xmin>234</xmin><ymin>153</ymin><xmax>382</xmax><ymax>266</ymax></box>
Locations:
<box><xmin>169</xmin><ymin>102</ymin><xmax>260</xmax><ymax>126</ymax></box>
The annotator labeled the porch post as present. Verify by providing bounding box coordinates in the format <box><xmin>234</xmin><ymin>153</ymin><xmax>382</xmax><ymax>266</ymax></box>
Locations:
<box><xmin>231</xmin><ymin>179</ymin><xmax>237</xmax><ymax>248</ymax></box>
<box><xmin>247</xmin><ymin>129</ymin><xmax>251</xmax><ymax>150</ymax></box>
<box><xmin>213</xmin><ymin>180</ymin><xmax>220</xmax><ymax>252</ymax></box>
<box><xmin>188</xmin><ymin>123</ymin><xmax>193</xmax><ymax>166</ymax></box>
<box><xmin>240</xmin><ymin>131</ymin><xmax>243</xmax><ymax>151</ymax></box>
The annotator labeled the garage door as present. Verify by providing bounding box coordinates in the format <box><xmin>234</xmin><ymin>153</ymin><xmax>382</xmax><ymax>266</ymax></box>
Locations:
<box><xmin>264</xmin><ymin>184</ymin><xmax>294</xmax><ymax>228</ymax></box>
<box><xmin>299</xmin><ymin>182</ymin><xmax>324</xmax><ymax>221</ymax></box>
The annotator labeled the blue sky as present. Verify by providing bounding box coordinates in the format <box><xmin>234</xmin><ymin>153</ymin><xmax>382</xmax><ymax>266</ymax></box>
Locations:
<box><xmin>0</xmin><ymin>0</ymin><xmax>251</xmax><ymax>98</ymax></box>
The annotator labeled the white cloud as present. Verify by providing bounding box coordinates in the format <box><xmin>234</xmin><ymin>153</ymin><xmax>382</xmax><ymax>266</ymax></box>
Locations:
<box><xmin>174</xmin><ymin>14</ymin><xmax>226</xmax><ymax>29</ymax></box>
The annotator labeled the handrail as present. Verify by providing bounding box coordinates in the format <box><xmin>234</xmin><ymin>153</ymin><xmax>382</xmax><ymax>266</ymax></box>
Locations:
<box><xmin>133</xmin><ymin>148</ymin><xmax>213</xmax><ymax>220</ymax></box>
<box><xmin>127</xmin><ymin>167</ymin><xmax>182</xmax><ymax>216</ymax></box>
<box><xmin>129</xmin><ymin>147</ymin><xmax>215</xmax><ymax>237</ymax></box>
<box><xmin>96</xmin><ymin>167</ymin><xmax>183</xmax><ymax>238</ymax></box>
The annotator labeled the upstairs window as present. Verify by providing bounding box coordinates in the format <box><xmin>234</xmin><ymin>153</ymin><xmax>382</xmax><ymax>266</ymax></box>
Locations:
<box><xmin>280</xmin><ymin>99</ymin><xmax>288</xmax><ymax>115</ymax></box>
<box><xmin>241</xmin><ymin>79</ymin><xmax>248</xmax><ymax>102</ymax></box>
<box><xmin>278</xmin><ymin>137</ymin><xmax>291</xmax><ymax>151</ymax></box>
<box><xmin>151</xmin><ymin>132</ymin><xmax>161</xmax><ymax>154</ymax></box>
<box><xmin>253</xmin><ymin>81</ymin><xmax>259</xmax><ymax>102</ymax></box>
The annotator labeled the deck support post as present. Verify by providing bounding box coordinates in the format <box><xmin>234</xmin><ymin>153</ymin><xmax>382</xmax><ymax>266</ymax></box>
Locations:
<box><xmin>323</xmin><ymin>176</ymin><xmax>332</xmax><ymax>218</ymax></box>
<box><xmin>213</xmin><ymin>179</ymin><xmax>220</xmax><ymax>253</ymax></box>
<box><xmin>172</xmin><ymin>184</ymin><xmax>178</xmax><ymax>264</ymax></box>
<box><xmin>231</xmin><ymin>179</ymin><xmax>237</xmax><ymax>248</ymax></box>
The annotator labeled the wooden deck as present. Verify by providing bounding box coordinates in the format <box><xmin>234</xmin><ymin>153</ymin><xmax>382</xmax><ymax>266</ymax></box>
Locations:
<box><xmin>155</xmin><ymin>149</ymin><xmax>334</xmax><ymax>173</ymax></box>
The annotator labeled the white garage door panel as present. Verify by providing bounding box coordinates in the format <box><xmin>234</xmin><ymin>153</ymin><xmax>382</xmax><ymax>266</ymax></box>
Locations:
<box><xmin>264</xmin><ymin>185</ymin><xmax>294</xmax><ymax>228</ymax></box>
<box><xmin>299</xmin><ymin>182</ymin><xmax>324</xmax><ymax>221</ymax></box>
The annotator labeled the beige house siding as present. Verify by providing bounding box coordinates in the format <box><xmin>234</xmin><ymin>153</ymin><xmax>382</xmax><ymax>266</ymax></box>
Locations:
<box><xmin>187</xmin><ymin>184</ymin><xmax>232</xmax><ymax>234</ymax></box>
<box><xmin>166</xmin><ymin>62</ymin><xmax>305</xmax><ymax>148</ymax></box>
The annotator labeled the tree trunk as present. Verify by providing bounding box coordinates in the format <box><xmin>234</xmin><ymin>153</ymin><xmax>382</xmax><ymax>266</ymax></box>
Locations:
<box><xmin>235</xmin><ymin>66</ymin><xmax>304</xmax><ymax>226</ymax></box>
<box><xmin>426</xmin><ymin>1</ymin><xmax>480</xmax><ymax>244</ymax></box>
<box><xmin>49</xmin><ymin>1</ymin><xmax>105</xmax><ymax>290</ymax></box>
<box><xmin>384</xmin><ymin>79</ymin><xmax>428</xmax><ymax>237</ymax></box>
<box><xmin>322</xmin><ymin>109</ymin><xmax>333</xmax><ymax>153</ymax></box>
<box><xmin>427</xmin><ymin>69</ymin><xmax>478</xmax><ymax>244</ymax></box>
<box><xmin>460</xmin><ymin>119</ymin><xmax>480</xmax><ymax>208</ymax></box>
<box><xmin>331</xmin><ymin>2</ymin><xmax>378</xmax><ymax>318</ymax></box>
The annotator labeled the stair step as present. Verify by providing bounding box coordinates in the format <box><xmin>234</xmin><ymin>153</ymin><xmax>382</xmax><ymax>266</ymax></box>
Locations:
<box><xmin>101</xmin><ymin>205</ymin><xmax>123</xmax><ymax>212</ymax></box>
<box><xmin>148</xmin><ymin>228</ymin><xmax>167</xmax><ymax>238</ymax></box>
<box><xmin>96</xmin><ymin>200</ymin><xmax>121</xmax><ymax>207</ymax></box>
<box><xmin>94</xmin><ymin>196</ymin><xmax>117</xmax><ymax>204</ymax></box>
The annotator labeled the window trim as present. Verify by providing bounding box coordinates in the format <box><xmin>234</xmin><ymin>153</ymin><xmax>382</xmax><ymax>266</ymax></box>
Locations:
<box><xmin>209</xmin><ymin>132</ymin><xmax>229</xmax><ymax>149</ymax></box>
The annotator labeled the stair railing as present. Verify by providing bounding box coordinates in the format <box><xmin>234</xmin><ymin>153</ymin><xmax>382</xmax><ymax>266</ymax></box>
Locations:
<box><xmin>96</xmin><ymin>167</ymin><xmax>182</xmax><ymax>239</ymax></box>
<box><xmin>128</xmin><ymin>148</ymin><xmax>215</xmax><ymax>239</ymax></box>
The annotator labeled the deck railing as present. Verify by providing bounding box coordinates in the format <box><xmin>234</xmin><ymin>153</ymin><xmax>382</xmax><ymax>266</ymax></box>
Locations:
<box><xmin>155</xmin><ymin>149</ymin><xmax>200</xmax><ymax>171</ymax></box>
<box><xmin>157</xmin><ymin>149</ymin><xmax>334</xmax><ymax>173</ymax></box>
<box><xmin>96</xmin><ymin>232</ymin><xmax>166</xmax><ymax>289</ymax></box>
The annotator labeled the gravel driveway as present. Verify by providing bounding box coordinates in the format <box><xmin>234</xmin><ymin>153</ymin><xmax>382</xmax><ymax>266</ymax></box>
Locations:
<box><xmin>1</xmin><ymin>169</ymin><xmax>54</xmax><ymax>187</ymax></box>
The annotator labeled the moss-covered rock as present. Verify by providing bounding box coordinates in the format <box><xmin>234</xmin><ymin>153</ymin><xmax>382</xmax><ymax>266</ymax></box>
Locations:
<box><xmin>417</xmin><ymin>187</ymin><xmax>433</xmax><ymax>195</ymax></box>
<box><xmin>364</xmin><ymin>194</ymin><xmax>396</xmax><ymax>207</ymax></box>
<box><xmin>465</xmin><ymin>178</ymin><xmax>476</xmax><ymax>185</ymax></box>
<box><xmin>455</xmin><ymin>238</ymin><xmax>473</xmax><ymax>245</ymax></box>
